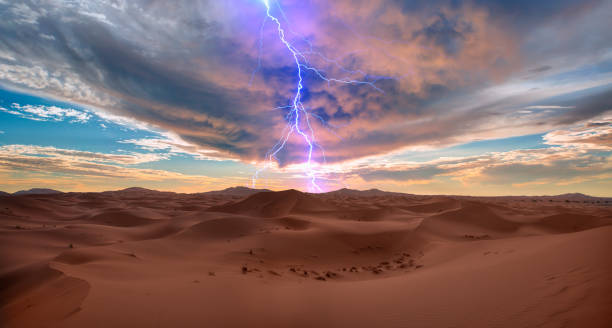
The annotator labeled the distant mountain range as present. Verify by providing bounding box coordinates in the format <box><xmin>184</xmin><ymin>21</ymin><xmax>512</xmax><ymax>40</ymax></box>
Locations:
<box><xmin>0</xmin><ymin>186</ymin><xmax>609</xmax><ymax>200</ymax></box>
<box><xmin>458</xmin><ymin>192</ymin><xmax>611</xmax><ymax>202</ymax></box>
<box><xmin>10</xmin><ymin>188</ymin><xmax>64</xmax><ymax>196</ymax></box>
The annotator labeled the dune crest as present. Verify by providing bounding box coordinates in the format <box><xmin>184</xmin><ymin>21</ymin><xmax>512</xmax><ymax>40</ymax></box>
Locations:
<box><xmin>208</xmin><ymin>189</ymin><xmax>338</xmax><ymax>217</ymax></box>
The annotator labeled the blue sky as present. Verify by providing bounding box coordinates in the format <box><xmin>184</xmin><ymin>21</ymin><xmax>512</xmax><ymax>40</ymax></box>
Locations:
<box><xmin>0</xmin><ymin>0</ymin><xmax>611</xmax><ymax>195</ymax></box>
<box><xmin>0</xmin><ymin>88</ymin><xmax>156</xmax><ymax>154</ymax></box>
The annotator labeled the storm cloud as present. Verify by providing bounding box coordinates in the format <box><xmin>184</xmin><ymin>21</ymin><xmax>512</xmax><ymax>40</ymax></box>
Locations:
<box><xmin>0</xmin><ymin>0</ymin><xmax>611</xmax><ymax>167</ymax></box>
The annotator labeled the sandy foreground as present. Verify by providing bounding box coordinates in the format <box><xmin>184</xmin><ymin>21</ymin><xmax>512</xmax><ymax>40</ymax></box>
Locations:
<box><xmin>1</xmin><ymin>188</ymin><xmax>611</xmax><ymax>328</ymax></box>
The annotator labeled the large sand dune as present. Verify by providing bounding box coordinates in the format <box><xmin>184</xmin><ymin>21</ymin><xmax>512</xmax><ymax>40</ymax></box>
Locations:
<box><xmin>1</xmin><ymin>188</ymin><xmax>611</xmax><ymax>327</ymax></box>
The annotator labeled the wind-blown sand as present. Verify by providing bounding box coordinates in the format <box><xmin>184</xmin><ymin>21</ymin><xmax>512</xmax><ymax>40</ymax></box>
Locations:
<box><xmin>1</xmin><ymin>187</ymin><xmax>611</xmax><ymax>327</ymax></box>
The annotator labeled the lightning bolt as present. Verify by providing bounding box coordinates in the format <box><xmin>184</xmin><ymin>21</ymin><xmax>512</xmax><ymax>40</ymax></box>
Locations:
<box><xmin>251</xmin><ymin>0</ymin><xmax>386</xmax><ymax>192</ymax></box>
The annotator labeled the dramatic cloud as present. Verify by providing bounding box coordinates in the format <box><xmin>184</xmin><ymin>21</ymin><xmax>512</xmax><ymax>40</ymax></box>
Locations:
<box><xmin>318</xmin><ymin>117</ymin><xmax>612</xmax><ymax>192</ymax></box>
<box><xmin>0</xmin><ymin>0</ymin><xmax>610</xmax><ymax>178</ymax></box>
<box><xmin>544</xmin><ymin>117</ymin><xmax>612</xmax><ymax>150</ymax></box>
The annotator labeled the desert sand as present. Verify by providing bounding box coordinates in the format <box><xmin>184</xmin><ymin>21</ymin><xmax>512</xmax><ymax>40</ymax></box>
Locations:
<box><xmin>1</xmin><ymin>187</ymin><xmax>611</xmax><ymax>327</ymax></box>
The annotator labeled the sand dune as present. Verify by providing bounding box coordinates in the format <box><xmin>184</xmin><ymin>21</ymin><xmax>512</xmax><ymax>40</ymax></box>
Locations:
<box><xmin>1</xmin><ymin>263</ymin><xmax>89</xmax><ymax>328</ymax></box>
<box><xmin>209</xmin><ymin>189</ymin><xmax>338</xmax><ymax>217</ymax></box>
<box><xmin>417</xmin><ymin>201</ymin><xmax>520</xmax><ymax>238</ymax></box>
<box><xmin>1</xmin><ymin>188</ymin><xmax>611</xmax><ymax>327</ymax></box>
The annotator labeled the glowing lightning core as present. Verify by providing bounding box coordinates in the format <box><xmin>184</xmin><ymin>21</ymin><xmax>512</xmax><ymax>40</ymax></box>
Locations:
<box><xmin>251</xmin><ymin>0</ymin><xmax>384</xmax><ymax>192</ymax></box>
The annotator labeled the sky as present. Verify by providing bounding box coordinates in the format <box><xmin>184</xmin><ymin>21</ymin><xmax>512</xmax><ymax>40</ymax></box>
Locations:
<box><xmin>0</xmin><ymin>0</ymin><xmax>611</xmax><ymax>195</ymax></box>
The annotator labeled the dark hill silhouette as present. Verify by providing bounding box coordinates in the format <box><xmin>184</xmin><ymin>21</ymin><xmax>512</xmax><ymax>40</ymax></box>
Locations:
<box><xmin>13</xmin><ymin>188</ymin><xmax>63</xmax><ymax>196</ymax></box>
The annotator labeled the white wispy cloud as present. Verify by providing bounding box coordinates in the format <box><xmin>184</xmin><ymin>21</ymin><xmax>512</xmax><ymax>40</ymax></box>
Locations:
<box><xmin>79</xmin><ymin>11</ymin><xmax>113</xmax><ymax>26</ymax></box>
<box><xmin>0</xmin><ymin>50</ymin><xmax>16</xmax><ymax>61</ymax></box>
<box><xmin>544</xmin><ymin>116</ymin><xmax>612</xmax><ymax>150</ymax></box>
<box><xmin>0</xmin><ymin>64</ymin><xmax>112</xmax><ymax>105</ymax></box>
<box><xmin>0</xmin><ymin>64</ymin><xmax>52</xmax><ymax>89</ymax></box>
<box><xmin>0</xmin><ymin>144</ymin><xmax>248</xmax><ymax>192</ymax></box>
<box><xmin>9</xmin><ymin>3</ymin><xmax>42</xmax><ymax>25</ymax></box>
<box><xmin>0</xmin><ymin>103</ymin><xmax>91</xmax><ymax>123</ymax></box>
<box><xmin>0</xmin><ymin>145</ymin><xmax>167</xmax><ymax>165</ymax></box>
<box><xmin>120</xmin><ymin>132</ymin><xmax>235</xmax><ymax>161</ymax></box>
<box><xmin>93</xmin><ymin>109</ymin><xmax>155</xmax><ymax>131</ymax></box>
<box><xmin>523</xmin><ymin>105</ymin><xmax>575</xmax><ymax>110</ymax></box>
